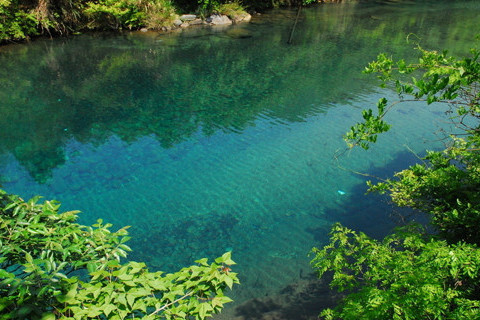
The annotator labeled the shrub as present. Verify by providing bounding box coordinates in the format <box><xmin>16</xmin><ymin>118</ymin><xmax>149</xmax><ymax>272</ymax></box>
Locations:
<box><xmin>0</xmin><ymin>0</ymin><xmax>39</xmax><ymax>41</ymax></box>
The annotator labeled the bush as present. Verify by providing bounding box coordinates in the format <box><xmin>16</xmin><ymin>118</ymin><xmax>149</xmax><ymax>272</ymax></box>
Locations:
<box><xmin>217</xmin><ymin>1</ymin><xmax>247</xmax><ymax>18</ymax></box>
<box><xmin>313</xmin><ymin>43</ymin><xmax>480</xmax><ymax>319</ymax></box>
<box><xmin>311</xmin><ymin>224</ymin><xmax>480</xmax><ymax>320</ymax></box>
<box><xmin>143</xmin><ymin>0</ymin><xmax>178</xmax><ymax>29</ymax></box>
<box><xmin>0</xmin><ymin>0</ymin><xmax>39</xmax><ymax>41</ymax></box>
<box><xmin>84</xmin><ymin>0</ymin><xmax>178</xmax><ymax>30</ymax></box>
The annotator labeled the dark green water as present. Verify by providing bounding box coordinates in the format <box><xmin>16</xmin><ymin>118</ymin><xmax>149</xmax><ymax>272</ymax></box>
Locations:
<box><xmin>1</xmin><ymin>0</ymin><xmax>479</xmax><ymax>318</ymax></box>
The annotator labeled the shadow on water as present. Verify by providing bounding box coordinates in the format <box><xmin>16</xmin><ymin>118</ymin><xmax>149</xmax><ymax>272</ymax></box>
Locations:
<box><xmin>226</xmin><ymin>274</ymin><xmax>337</xmax><ymax>320</ymax></box>
<box><xmin>225</xmin><ymin>149</ymin><xmax>425</xmax><ymax>320</ymax></box>
<box><xmin>326</xmin><ymin>149</ymin><xmax>425</xmax><ymax>239</ymax></box>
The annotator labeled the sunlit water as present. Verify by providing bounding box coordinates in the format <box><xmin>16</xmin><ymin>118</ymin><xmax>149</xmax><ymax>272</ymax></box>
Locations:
<box><xmin>1</xmin><ymin>0</ymin><xmax>479</xmax><ymax>318</ymax></box>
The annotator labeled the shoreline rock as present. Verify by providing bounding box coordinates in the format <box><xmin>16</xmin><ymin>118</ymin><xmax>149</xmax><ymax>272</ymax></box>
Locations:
<box><xmin>179</xmin><ymin>14</ymin><xmax>197</xmax><ymax>21</ymax></box>
<box><xmin>208</xmin><ymin>14</ymin><xmax>233</xmax><ymax>25</ymax></box>
<box><xmin>142</xmin><ymin>12</ymin><xmax>252</xmax><ymax>33</ymax></box>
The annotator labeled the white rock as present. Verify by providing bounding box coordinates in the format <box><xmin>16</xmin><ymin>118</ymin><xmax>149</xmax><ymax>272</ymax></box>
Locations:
<box><xmin>209</xmin><ymin>14</ymin><xmax>232</xmax><ymax>25</ymax></box>
<box><xmin>180</xmin><ymin>14</ymin><xmax>197</xmax><ymax>21</ymax></box>
<box><xmin>189</xmin><ymin>19</ymin><xmax>204</xmax><ymax>25</ymax></box>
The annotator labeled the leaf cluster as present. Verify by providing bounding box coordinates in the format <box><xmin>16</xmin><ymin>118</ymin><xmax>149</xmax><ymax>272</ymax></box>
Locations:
<box><xmin>311</xmin><ymin>224</ymin><xmax>480</xmax><ymax>320</ymax></box>
<box><xmin>0</xmin><ymin>189</ymin><xmax>238</xmax><ymax>319</ymax></box>
<box><xmin>345</xmin><ymin>44</ymin><xmax>480</xmax><ymax>150</ymax></box>
<box><xmin>0</xmin><ymin>0</ymin><xmax>179</xmax><ymax>42</ymax></box>
<box><xmin>0</xmin><ymin>0</ymin><xmax>39</xmax><ymax>41</ymax></box>
<box><xmin>84</xmin><ymin>0</ymin><xmax>178</xmax><ymax>30</ymax></box>
<box><xmin>369</xmin><ymin>142</ymin><xmax>480</xmax><ymax>244</ymax></box>
<box><xmin>313</xmin><ymin>41</ymin><xmax>480</xmax><ymax>319</ymax></box>
<box><xmin>84</xmin><ymin>0</ymin><xmax>149</xmax><ymax>29</ymax></box>
<box><xmin>359</xmin><ymin>44</ymin><xmax>480</xmax><ymax>244</ymax></box>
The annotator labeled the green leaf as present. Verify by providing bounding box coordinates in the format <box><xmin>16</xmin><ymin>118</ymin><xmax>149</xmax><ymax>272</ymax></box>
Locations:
<box><xmin>127</xmin><ymin>293</ymin><xmax>135</xmax><ymax>308</ymax></box>
<box><xmin>117</xmin><ymin>293</ymin><xmax>127</xmax><ymax>307</ymax></box>
<box><xmin>25</xmin><ymin>252</ymin><xmax>33</xmax><ymax>264</ymax></box>
<box><xmin>41</xmin><ymin>312</ymin><xmax>55</xmax><ymax>320</ymax></box>
<box><xmin>197</xmin><ymin>303</ymin><xmax>214</xmax><ymax>319</ymax></box>
<box><xmin>224</xmin><ymin>275</ymin><xmax>234</xmax><ymax>289</ymax></box>
<box><xmin>195</xmin><ymin>258</ymin><xmax>208</xmax><ymax>266</ymax></box>
<box><xmin>56</xmin><ymin>282</ymin><xmax>78</xmax><ymax>303</ymax></box>
<box><xmin>103</xmin><ymin>303</ymin><xmax>116</xmax><ymax>316</ymax></box>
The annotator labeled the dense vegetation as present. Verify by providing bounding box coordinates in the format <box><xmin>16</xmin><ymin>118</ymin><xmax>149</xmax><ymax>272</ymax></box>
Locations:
<box><xmin>0</xmin><ymin>0</ymin><xmax>315</xmax><ymax>43</ymax></box>
<box><xmin>0</xmin><ymin>189</ymin><xmax>238</xmax><ymax>319</ymax></box>
<box><xmin>312</xmin><ymin>43</ymin><xmax>480</xmax><ymax>318</ymax></box>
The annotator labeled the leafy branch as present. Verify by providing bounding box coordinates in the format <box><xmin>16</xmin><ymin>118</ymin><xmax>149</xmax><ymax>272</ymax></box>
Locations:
<box><xmin>0</xmin><ymin>189</ymin><xmax>239</xmax><ymax>319</ymax></box>
<box><xmin>314</xmin><ymin>40</ymin><xmax>480</xmax><ymax>320</ymax></box>
<box><xmin>344</xmin><ymin>44</ymin><xmax>480</xmax><ymax>150</ymax></box>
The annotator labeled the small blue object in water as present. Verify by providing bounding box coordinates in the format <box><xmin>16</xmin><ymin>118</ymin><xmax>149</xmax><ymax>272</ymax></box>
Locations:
<box><xmin>337</xmin><ymin>190</ymin><xmax>346</xmax><ymax>195</ymax></box>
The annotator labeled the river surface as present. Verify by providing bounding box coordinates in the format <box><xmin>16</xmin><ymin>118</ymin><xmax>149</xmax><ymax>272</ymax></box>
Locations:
<box><xmin>1</xmin><ymin>0</ymin><xmax>479</xmax><ymax>318</ymax></box>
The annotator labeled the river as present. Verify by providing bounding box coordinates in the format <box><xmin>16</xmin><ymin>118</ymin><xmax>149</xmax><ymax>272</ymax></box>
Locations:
<box><xmin>1</xmin><ymin>0</ymin><xmax>479</xmax><ymax>318</ymax></box>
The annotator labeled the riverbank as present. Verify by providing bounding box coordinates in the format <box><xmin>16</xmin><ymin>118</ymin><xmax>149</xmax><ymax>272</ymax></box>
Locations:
<box><xmin>0</xmin><ymin>0</ymin><xmax>350</xmax><ymax>45</ymax></box>
<box><xmin>0</xmin><ymin>0</ymin><xmax>251</xmax><ymax>44</ymax></box>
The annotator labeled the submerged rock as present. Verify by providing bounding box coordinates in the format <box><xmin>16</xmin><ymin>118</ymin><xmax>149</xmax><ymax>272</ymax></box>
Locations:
<box><xmin>233</xmin><ymin>12</ymin><xmax>252</xmax><ymax>23</ymax></box>
<box><xmin>226</xmin><ymin>28</ymin><xmax>253</xmax><ymax>39</ymax></box>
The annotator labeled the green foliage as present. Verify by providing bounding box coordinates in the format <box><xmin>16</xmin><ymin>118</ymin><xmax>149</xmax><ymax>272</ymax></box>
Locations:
<box><xmin>195</xmin><ymin>0</ymin><xmax>246</xmax><ymax>19</ymax></box>
<box><xmin>344</xmin><ymin>97</ymin><xmax>391</xmax><ymax>149</ymax></box>
<box><xmin>0</xmin><ymin>189</ymin><xmax>238</xmax><ymax>319</ymax></box>
<box><xmin>311</xmin><ymin>224</ymin><xmax>480</xmax><ymax>320</ymax></box>
<box><xmin>369</xmin><ymin>142</ymin><xmax>480</xmax><ymax>244</ymax></box>
<box><xmin>197</xmin><ymin>0</ymin><xmax>220</xmax><ymax>15</ymax></box>
<box><xmin>216</xmin><ymin>1</ymin><xmax>246</xmax><ymax>18</ymax></box>
<box><xmin>314</xmin><ymin>42</ymin><xmax>480</xmax><ymax>319</ymax></box>
<box><xmin>345</xmin><ymin>44</ymin><xmax>480</xmax><ymax>150</ymax></box>
<box><xmin>1</xmin><ymin>0</ymin><xmax>179</xmax><ymax>41</ymax></box>
<box><xmin>355</xmin><ymin>43</ymin><xmax>480</xmax><ymax>244</ymax></box>
<box><xmin>142</xmin><ymin>0</ymin><xmax>178</xmax><ymax>29</ymax></box>
<box><xmin>85</xmin><ymin>0</ymin><xmax>147</xmax><ymax>30</ymax></box>
<box><xmin>84</xmin><ymin>0</ymin><xmax>178</xmax><ymax>30</ymax></box>
<box><xmin>0</xmin><ymin>0</ymin><xmax>39</xmax><ymax>41</ymax></box>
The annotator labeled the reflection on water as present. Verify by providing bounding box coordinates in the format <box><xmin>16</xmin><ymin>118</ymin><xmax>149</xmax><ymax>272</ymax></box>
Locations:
<box><xmin>1</xmin><ymin>0</ymin><xmax>479</xmax><ymax>316</ymax></box>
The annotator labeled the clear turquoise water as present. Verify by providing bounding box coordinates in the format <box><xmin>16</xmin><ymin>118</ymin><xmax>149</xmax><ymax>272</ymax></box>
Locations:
<box><xmin>1</xmin><ymin>0</ymin><xmax>479</xmax><ymax>316</ymax></box>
